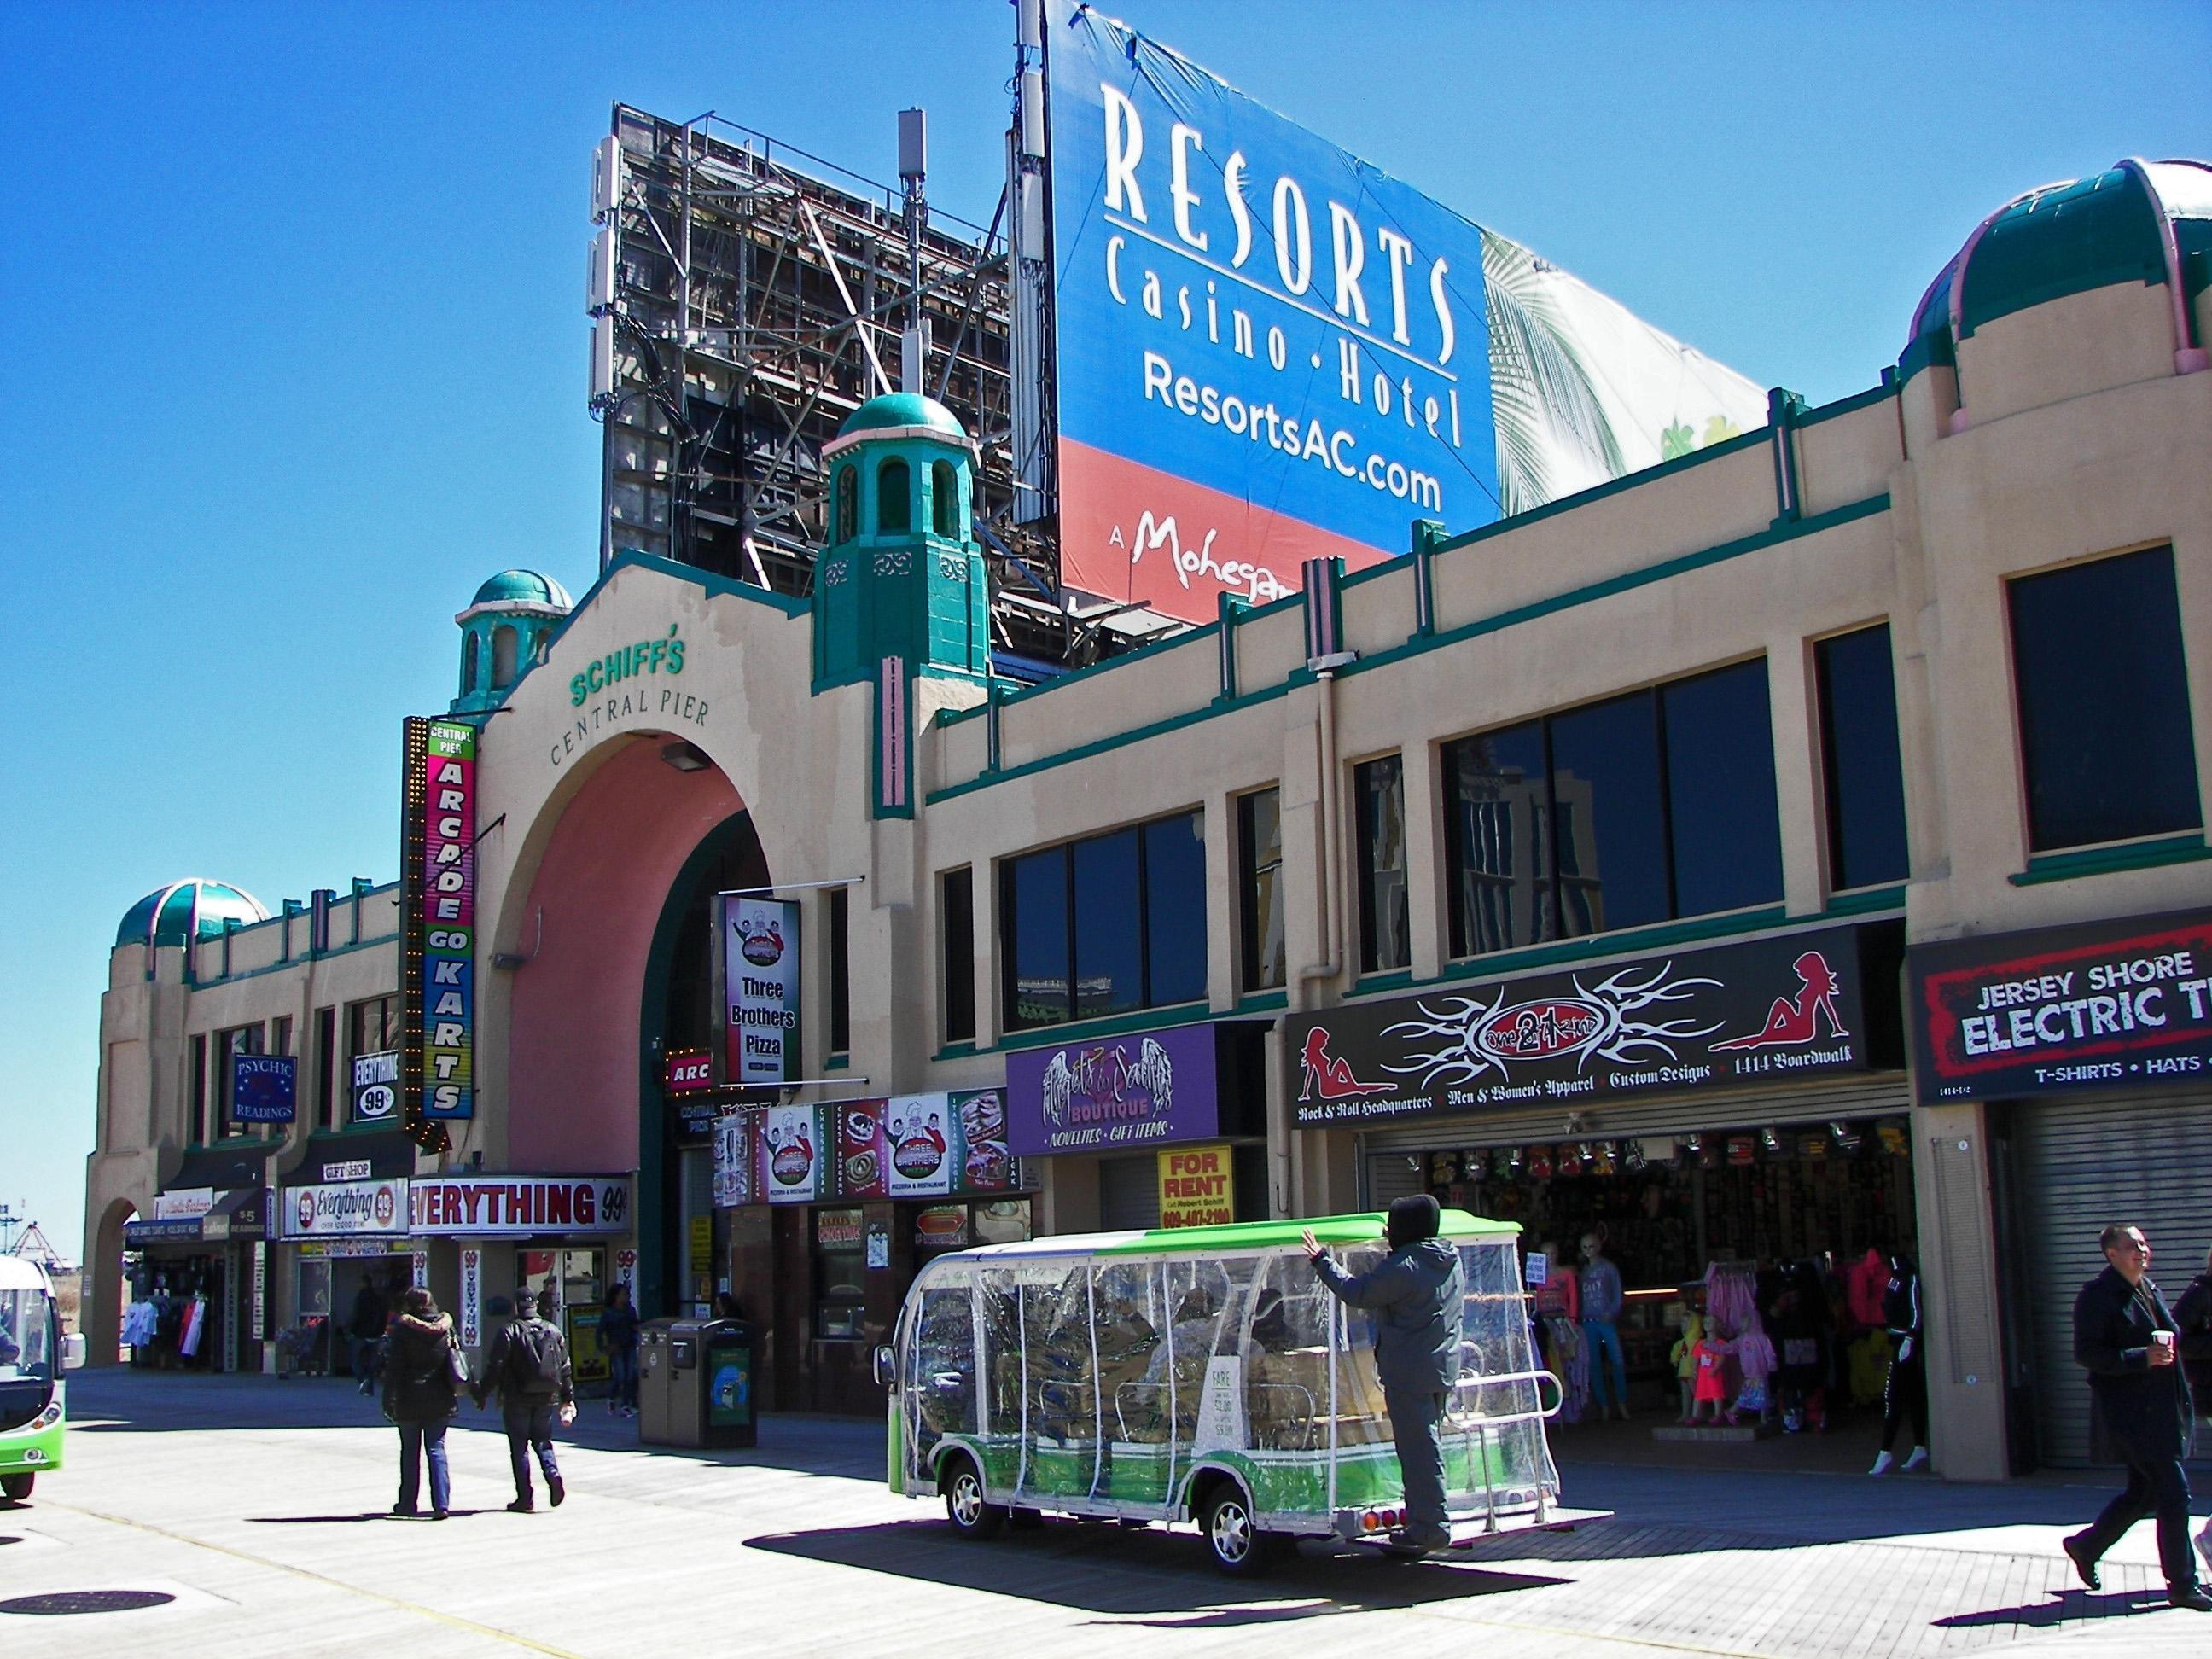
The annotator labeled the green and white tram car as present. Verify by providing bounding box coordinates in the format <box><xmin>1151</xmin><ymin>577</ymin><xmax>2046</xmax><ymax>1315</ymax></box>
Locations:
<box><xmin>0</xmin><ymin>1256</ymin><xmax>87</xmax><ymax>1503</ymax></box>
<box><xmin>876</xmin><ymin>1211</ymin><xmax>1593</xmax><ymax>1574</ymax></box>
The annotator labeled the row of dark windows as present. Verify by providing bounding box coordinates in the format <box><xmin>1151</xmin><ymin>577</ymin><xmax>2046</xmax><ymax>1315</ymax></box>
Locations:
<box><xmin>949</xmin><ymin>547</ymin><xmax>2195</xmax><ymax>1032</ymax></box>
<box><xmin>830</xmin><ymin>457</ymin><xmax>965</xmax><ymax>544</ymax></box>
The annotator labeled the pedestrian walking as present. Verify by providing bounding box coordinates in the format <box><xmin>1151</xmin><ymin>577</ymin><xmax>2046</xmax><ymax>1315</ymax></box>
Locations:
<box><xmin>1579</xmin><ymin>1232</ymin><xmax>1631</xmax><ymax>1422</ymax></box>
<box><xmin>601</xmin><ymin>1283</ymin><xmax>641</xmax><ymax>1417</ymax></box>
<box><xmin>474</xmin><ymin>1288</ymin><xmax>575</xmax><ymax>1512</ymax></box>
<box><xmin>346</xmin><ymin>1274</ymin><xmax>388</xmax><ymax>1395</ymax></box>
<box><xmin>1302</xmin><ymin>1195</ymin><xmax>1466</xmax><ymax>1554</ymax></box>
<box><xmin>2061</xmin><ymin>1223</ymin><xmax>2209</xmax><ymax>1612</ymax></box>
<box><xmin>1868</xmin><ymin>1246</ymin><xmax>1928</xmax><ymax>1475</ymax></box>
<box><xmin>381</xmin><ymin>1286</ymin><xmax>462</xmax><ymax>1520</ymax></box>
<box><xmin>2168</xmin><ymin>1243</ymin><xmax>2212</xmax><ymax>1580</ymax></box>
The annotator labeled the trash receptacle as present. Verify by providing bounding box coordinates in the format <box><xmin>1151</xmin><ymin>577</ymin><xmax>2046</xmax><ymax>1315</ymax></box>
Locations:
<box><xmin>637</xmin><ymin>1317</ymin><xmax>684</xmax><ymax>1445</ymax></box>
<box><xmin>638</xmin><ymin>1317</ymin><xmax>754</xmax><ymax>1448</ymax></box>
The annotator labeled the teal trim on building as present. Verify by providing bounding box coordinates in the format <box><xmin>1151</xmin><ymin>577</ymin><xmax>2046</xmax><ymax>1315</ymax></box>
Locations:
<box><xmin>1429</xmin><ymin>424</ymin><xmax>1770</xmax><ymax>558</ymax></box>
<box><xmin>1958</xmin><ymin>167</ymin><xmax>2167</xmax><ymax>339</ymax></box>
<box><xmin>1233</xmin><ymin>990</ymin><xmax>1289</xmax><ymax>1015</ymax></box>
<box><xmin>1823</xmin><ymin>883</ymin><xmax>1910</xmax><ymax>917</ymax></box>
<box><xmin>2009</xmin><ymin>834</ymin><xmax>2212</xmax><ymax>887</ymax></box>
<box><xmin>927</xmin><ymin>493</ymin><xmax>1893</xmax><ymax>806</ymax></box>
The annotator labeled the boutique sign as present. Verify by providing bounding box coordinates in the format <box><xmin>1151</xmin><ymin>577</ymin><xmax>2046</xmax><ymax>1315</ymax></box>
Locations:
<box><xmin>1911</xmin><ymin>910</ymin><xmax>2212</xmax><ymax>1101</ymax></box>
<box><xmin>1006</xmin><ymin>1021</ymin><xmax>1224</xmax><ymax>1155</ymax></box>
<box><xmin>1290</xmin><ymin>925</ymin><xmax>1894</xmax><ymax>1128</ymax></box>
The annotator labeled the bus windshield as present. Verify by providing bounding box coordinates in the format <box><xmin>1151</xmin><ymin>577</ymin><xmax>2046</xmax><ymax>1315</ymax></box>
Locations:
<box><xmin>0</xmin><ymin>1290</ymin><xmax>54</xmax><ymax>1381</ymax></box>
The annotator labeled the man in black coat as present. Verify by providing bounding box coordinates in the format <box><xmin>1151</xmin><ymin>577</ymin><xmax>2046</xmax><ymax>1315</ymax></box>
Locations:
<box><xmin>2063</xmin><ymin>1223</ymin><xmax>2209</xmax><ymax>1611</ymax></box>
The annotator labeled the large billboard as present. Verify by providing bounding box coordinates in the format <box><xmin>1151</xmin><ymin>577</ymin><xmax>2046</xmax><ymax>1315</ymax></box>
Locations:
<box><xmin>1037</xmin><ymin>1</ymin><xmax>1765</xmax><ymax>620</ymax></box>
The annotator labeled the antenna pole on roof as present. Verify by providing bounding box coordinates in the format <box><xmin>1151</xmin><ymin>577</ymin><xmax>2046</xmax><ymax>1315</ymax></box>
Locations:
<box><xmin>898</xmin><ymin>108</ymin><xmax>929</xmax><ymax>393</ymax></box>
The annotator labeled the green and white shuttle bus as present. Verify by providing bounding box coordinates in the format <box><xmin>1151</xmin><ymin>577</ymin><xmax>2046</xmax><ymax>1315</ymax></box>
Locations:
<box><xmin>875</xmin><ymin>1210</ymin><xmax>1596</xmax><ymax>1575</ymax></box>
<box><xmin>0</xmin><ymin>1256</ymin><xmax>87</xmax><ymax>1502</ymax></box>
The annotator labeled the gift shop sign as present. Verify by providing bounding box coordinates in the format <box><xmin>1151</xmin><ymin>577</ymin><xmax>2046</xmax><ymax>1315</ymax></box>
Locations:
<box><xmin>282</xmin><ymin>1178</ymin><xmax>408</xmax><ymax>1238</ymax></box>
<box><xmin>716</xmin><ymin>895</ymin><xmax>799</xmax><ymax>1086</ymax></box>
<box><xmin>1911</xmin><ymin>910</ymin><xmax>2212</xmax><ymax>1100</ymax></box>
<box><xmin>407</xmin><ymin>1177</ymin><xmax>633</xmax><ymax>1237</ymax></box>
<box><xmin>1006</xmin><ymin>1021</ymin><xmax>1222</xmax><ymax>1155</ymax></box>
<box><xmin>1290</xmin><ymin>924</ymin><xmax>1883</xmax><ymax>1128</ymax></box>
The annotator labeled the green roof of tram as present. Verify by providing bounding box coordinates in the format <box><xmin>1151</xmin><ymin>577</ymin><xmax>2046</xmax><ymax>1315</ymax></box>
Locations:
<box><xmin>1095</xmin><ymin>1209</ymin><xmax>1516</xmax><ymax>1257</ymax></box>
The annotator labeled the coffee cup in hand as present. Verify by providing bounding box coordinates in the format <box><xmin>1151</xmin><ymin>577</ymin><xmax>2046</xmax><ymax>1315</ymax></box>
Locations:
<box><xmin>2150</xmin><ymin>1330</ymin><xmax>2176</xmax><ymax>1365</ymax></box>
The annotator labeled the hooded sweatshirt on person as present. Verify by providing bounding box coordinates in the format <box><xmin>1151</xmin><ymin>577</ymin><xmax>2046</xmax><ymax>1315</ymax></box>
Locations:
<box><xmin>1312</xmin><ymin>1195</ymin><xmax>1465</xmax><ymax>1395</ymax></box>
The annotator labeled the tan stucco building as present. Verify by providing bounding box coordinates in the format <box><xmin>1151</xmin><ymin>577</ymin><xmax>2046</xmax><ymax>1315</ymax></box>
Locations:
<box><xmin>87</xmin><ymin>160</ymin><xmax>2212</xmax><ymax>1477</ymax></box>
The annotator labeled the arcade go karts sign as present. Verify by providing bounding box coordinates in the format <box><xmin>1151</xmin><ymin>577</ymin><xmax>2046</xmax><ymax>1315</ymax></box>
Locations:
<box><xmin>1291</xmin><ymin>924</ymin><xmax>1897</xmax><ymax>1126</ymax></box>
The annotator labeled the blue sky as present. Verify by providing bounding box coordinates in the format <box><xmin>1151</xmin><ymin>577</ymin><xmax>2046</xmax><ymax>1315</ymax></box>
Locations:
<box><xmin>4</xmin><ymin>1</ymin><xmax>2207</xmax><ymax>1256</ymax></box>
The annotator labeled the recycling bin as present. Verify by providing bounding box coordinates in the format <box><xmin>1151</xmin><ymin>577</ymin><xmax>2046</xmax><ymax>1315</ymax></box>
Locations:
<box><xmin>638</xmin><ymin>1317</ymin><xmax>754</xmax><ymax>1448</ymax></box>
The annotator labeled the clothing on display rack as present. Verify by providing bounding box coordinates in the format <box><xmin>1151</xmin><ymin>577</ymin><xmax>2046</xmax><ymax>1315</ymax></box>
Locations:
<box><xmin>178</xmin><ymin>1294</ymin><xmax>207</xmax><ymax>1359</ymax></box>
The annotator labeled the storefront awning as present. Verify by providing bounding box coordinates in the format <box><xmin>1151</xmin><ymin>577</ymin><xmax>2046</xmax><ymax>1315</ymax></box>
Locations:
<box><xmin>125</xmin><ymin>1185</ymin><xmax>266</xmax><ymax>1247</ymax></box>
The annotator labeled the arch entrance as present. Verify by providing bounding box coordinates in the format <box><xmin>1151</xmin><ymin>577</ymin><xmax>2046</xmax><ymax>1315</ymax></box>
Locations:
<box><xmin>502</xmin><ymin>733</ymin><xmax>765</xmax><ymax>1315</ymax></box>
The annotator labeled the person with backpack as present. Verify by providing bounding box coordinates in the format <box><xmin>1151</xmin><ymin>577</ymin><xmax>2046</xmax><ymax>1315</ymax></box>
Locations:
<box><xmin>2171</xmin><ymin>1242</ymin><xmax>2212</xmax><ymax>1580</ymax></box>
<box><xmin>474</xmin><ymin>1288</ymin><xmax>575</xmax><ymax>1512</ymax></box>
<box><xmin>381</xmin><ymin>1286</ymin><xmax>462</xmax><ymax>1520</ymax></box>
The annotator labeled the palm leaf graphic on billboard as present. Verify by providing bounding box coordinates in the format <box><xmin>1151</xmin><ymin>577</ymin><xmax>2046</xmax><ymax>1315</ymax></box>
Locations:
<box><xmin>1482</xmin><ymin>229</ymin><xmax>1624</xmax><ymax>515</ymax></box>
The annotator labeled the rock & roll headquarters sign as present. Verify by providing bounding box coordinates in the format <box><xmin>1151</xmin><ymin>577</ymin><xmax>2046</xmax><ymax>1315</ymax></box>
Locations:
<box><xmin>402</xmin><ymin>718</ymin><xmax>478</xmax><ymax>1133</ymax></box>
<box><xmin>1910</xmin><ymin>910</ymin><xmax>2212</xmax><ymax>1100</ymax></box>
<box><xmin>1290</xmin><ymin>923</ymin><xmax>1899</xmax><ymax>1127</ymax></box>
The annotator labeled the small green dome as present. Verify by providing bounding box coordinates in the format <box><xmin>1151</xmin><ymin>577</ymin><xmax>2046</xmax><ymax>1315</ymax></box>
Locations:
<box><xmin>837</xmin><ymin>393</ymin><xmax>968</xmax><ymax>441</ymax></box>
<box><xmin>470</xmin><ymin>569</ymin><xmax>573</xmax><ymax>609</ymax></box>
<box><xmin>116</xmin><ymin>879</ymin><xmax>269</xmax><ymax>949</ymax></box>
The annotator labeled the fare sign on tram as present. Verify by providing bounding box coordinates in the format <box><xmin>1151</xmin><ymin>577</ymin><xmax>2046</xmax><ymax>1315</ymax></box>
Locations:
<box><xmin>1289</xmin><ymin>923</ymin><xmax>1895</xmax><ymax>1127</ymax></box>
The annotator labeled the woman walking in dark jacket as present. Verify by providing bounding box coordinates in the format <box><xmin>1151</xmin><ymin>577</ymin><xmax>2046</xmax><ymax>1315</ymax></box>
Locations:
<box><xmin>2174</xmin><ymin>1245</ymin><xmax>2212</xmax><ymax>1579</ymax></box>
<box><xmin>382</xmin><ymin>1286</ymin><xmax>461</xmax><ymax>1520</ymax></box>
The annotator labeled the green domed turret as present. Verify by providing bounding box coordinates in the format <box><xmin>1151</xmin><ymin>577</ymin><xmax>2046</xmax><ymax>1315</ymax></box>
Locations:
<box><xmin>116</xmin><ymin>879</ymin><xmax>268</xmax><ymax>950</ymax></box>
<box><xmin>814</xmin><ymin>394</ymin><xmax>989</xmax><ymax>818</ymax></box>
<box><xmin>453</xmin><ymin>568</ymin><xmax>575</xmax><ymax>715</ymax></box>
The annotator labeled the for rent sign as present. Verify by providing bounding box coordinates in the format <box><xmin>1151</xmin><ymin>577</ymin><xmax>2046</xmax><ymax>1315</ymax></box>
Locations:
<box><xmin>1158</xmin><ymin>1145</ymin><xmax>1235</xmax><ymax>1229</ymax></box>
<box><xmin>1911</xmin><ymin>911</ymin><xmax>2212</xmax><ymax>1100</ymax></box>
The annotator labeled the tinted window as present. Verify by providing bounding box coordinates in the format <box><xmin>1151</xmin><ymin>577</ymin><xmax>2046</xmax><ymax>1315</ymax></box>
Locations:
<box><xmin>932</xmin><ymin>461</ymin><xmax>960</xmax><ymax>538</ymax></box>
<box><xmin>1144</xmin><ymin>812</ymin><xmax>1208</xmax><ymax>1007</ymax></box>
<box><xmin>1662</xmin><ymin>661</ymin><xmax>1784</xmax><ymax>917</ymax></box>
<box><xmin>940</xmin><ymin>868</ymin><xmax>975</xmax><ymax>1044</ymax></box>
<box><xmin>877</xmin><ymin>458</ymin><xmax>911</xmax><ymax>533</ymax></box>
<box><xmin>1237</xmin><ymin>789</ymin><xmax>1286</xmax><ymax>992</ymax></box>
<box><xmin>1002</xmin><ymin>850</ymin><xmax>1069</xmax><ymax>1030</ymax></box>
<box><xmin>2010</xmin><ymin>547</ymin><xmax>2200</xmax><ymax>852</ymax></box>
<box><xmin>1074</xmin><ymin>830</ymin><xmax>1144</xmax><ymax>1018</ymax></box>
<box><xmin>998</xmin><ymin>812</ymin><xmax>1210</xmax><ymax>1033</ymax></box>
<box><xmin>1549</xmin><ymin>692</ymin><xmax>1668</xmax><ymax>935</ymax></box>
<box><xmin>1442</xmin><ymin>721</ymin><xmax>1552</xmax><ymax>956</ymax></box>
<box><xmin>1816</xmin><ymin>625</ymin><xmax>1910</xmax><ymax>889</ymax></box>
<box><xmin>1355</xmin><ymin>755</ymin><xmax>1410</xmax><ymax>973</ymax></box>
<box><xmin>833</xmin><ymin>465</ymin><xmax>856</xmax><ymax>543</ymax></box>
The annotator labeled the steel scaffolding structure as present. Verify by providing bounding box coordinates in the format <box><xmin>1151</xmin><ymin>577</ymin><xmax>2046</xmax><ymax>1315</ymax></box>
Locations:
<box><xmin>591</xmin><ymin>104</ymin><xmax>1131</xmax><ymax>671</ymax></box>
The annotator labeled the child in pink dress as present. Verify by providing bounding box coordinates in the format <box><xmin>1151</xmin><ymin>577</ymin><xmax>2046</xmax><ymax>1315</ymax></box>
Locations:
<box><xmin>1689</xmin><ymin>1328</ymin><xmax>1732</xmax><ymax>1423</ymax></box>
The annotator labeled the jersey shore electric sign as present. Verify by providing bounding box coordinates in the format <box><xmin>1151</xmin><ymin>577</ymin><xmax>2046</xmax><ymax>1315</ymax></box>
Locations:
<box><xmin>1033</xmin><ymin>1</ymin><xmax>1765</xmax><ymax>622</ymax></box>
<box><xmin>401</xmin><ymin>717</ymin><xmax>477</xmax><ymax>1128</ymax></box>
<box><xmin>1909</xmin><ymin>910</ymin><xmax>2212</xmax><ymax>1100</ymax></box>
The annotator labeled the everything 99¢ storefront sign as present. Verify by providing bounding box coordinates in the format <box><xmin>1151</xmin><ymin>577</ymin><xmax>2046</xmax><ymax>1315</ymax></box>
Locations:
<box><xmin>1912</xmin><ymin>911</ymin><xmax>2212</xmax><ymax>1099</ymax></box>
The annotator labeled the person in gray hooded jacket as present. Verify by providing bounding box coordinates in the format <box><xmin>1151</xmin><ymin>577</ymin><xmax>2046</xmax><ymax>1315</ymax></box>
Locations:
<box><xmin>1304</xmin><ymin>1195</ymin><xmax>1466</xmax><ymax>1551</ymax></box>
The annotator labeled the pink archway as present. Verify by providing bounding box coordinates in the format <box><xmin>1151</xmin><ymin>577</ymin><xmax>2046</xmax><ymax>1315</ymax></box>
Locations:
<box><xmin>507</xmin><ymin>737</ymin><xmax>742</xmax><ymax>1170</ymax></box>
